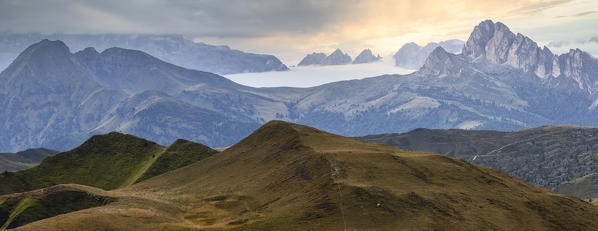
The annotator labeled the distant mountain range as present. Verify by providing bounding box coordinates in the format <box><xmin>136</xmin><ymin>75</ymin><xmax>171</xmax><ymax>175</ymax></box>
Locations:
<box><xmin>0</xmin><ymin>33</ymin><xmax>288</xmax><ymax>74</ymax></box>
<box><xmin>0</xmin><ymin>39</ymin><xmax>259</xmax><ymax>151</ymax></box>
<box><xmin>393</xmin><ymin>39</ymin><xmax>464</xmax><ymax>69</ymax></box>
<box><xmin>356</xmin><ymin>125</ymin><xmax>598</xmax><ymax>200</ymax></box>
<box><xmin>0</xmin><ymin>148</ymin><xmax>57</xmax><ymax>171</ymax></box>
<box><xmin>298</xmin><ymin>48</ymin><xmax>380</xmax><ymax>66</ymax></box>
<box><xmin>3</xmin><ymin>121</ymin><xmax>598</xmax><ymax>230</ymax></box>
<box><xmin>1</xmin><ymin>19</ymin><xmax>598</xmax><ymax>153</ymax></box>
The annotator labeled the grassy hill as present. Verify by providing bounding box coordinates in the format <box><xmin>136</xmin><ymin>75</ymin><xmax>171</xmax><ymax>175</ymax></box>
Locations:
<box><xmin>136</xmin><ymin>139</ymin><xmax>218</xmax><ymax>183</ymax></box>
<box><xmin>9</xmin><ymin>121</ymin><xmax>598</xmax><ymax>230</ymax></box>
<box><xmin>0</xmin><ymin>132</ymin><xmax>217</xmax><ymax>195</ymax></box>
<box><xmin>356</xmin><ymin>126</ymin><xmax>598</xmax><ymax>199</ymax></box>
<box><xmin>0</xmin><ymin>149</ymin><xmax>58</xmax><ymax>172</ymax></box>
<box><xmin>0</xmin><ymin>185</ymin><xmax>115</xmax><ymax>230</ymax></box>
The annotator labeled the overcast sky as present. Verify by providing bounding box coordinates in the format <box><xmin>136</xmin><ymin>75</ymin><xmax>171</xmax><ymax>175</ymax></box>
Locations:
<box><xmin>0</xmin><ymin>0</ymin><xmax>597</xmax><ymax>63</ymax></box>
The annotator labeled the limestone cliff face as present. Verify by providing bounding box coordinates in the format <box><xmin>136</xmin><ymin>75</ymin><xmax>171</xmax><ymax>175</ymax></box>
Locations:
<box><xmin>463</xmin><ymin>20</ymin><xmax>598</xmax><ymax>92</ymax></box>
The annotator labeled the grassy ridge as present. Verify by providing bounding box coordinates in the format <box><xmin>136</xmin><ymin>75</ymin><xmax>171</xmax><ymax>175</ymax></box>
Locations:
<box><xmin>0</xmin><ymin>132</ymin><xmax>217</xmax><ymax>195</ymax></box>
<box><xmin>0</xmin><ymin>190</ymin><xmax>114</xmax><ymax>230</ymax></box>
<box><xmin>356</xmin><ymin>126</ymin><xmax>598</xmax><ymax>199</ymax></box>
<box><xmin>136</xmin><ymin>139</ymin><xmax>218</xmax><ymax>183</ymax></box>
<box><xmin>0</xmin><ymin>132</ymin><xmax>164</xmax><ymax>194</ymax></box>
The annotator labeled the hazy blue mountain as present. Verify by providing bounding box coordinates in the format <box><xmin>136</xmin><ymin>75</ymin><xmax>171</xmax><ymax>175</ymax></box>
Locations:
<box><xmin>0</xmin><ymin>40</ymin><xmax>258</xmax><ymax>152</ymax></box>
<box><xmin>0</xmin><ymin>33</ymin><xmax>288</xmax><ymax>74</ymax></box>
<box><xmin>0</xmin><ymin>40</ymin><xmax>127</xmax><ymax>152</ymax></box>
<box><xmin>297</xmin><ymin>49</ymin><xmax>352</xmax><ymax>66</ymax></box>
<box><xmin>3</xmin><ymin>20</ymin><xmax>598</xmax><ymax>153</ymax></box>
<box><xmin>352</xmin><ymin>49</ymin><xmax>381</xmax><ymax>64</ymax></box>
<box><xmin>320</xmin><ymin>48</ymin><xmax>352</xmax><ymax>65</ymax></box>
<box><xmin>297</xmin><ymin>52</ymin><xmax>326</xmax><ymax>66</ymax></box>
<box><xmin>393</xmin><ymin>39</ymin><xmax>464</xmax><ymax>69</ymax></box>
<box><xmin>91</xmin><ymin>90</ymin><xmax>259</xmax><ymax>147</ymax></box>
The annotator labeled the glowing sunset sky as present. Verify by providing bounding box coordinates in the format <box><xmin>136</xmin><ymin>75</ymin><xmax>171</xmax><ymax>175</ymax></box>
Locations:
<box><xmin>1</xmin><ymin>0</ymin><xmax>596</xmax><ymax>64</ymax></box>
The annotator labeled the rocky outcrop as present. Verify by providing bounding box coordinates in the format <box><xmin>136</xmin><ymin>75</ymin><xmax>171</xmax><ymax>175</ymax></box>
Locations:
<box><xmin>352</xmin><ymin>49</ymin><xmax>381</xmax><ymax>64</ymax></box>
<box><xmin>393</xmin><ymin>40</ymin><xmax>464</xmax><ymax>69</ymax></box>
<box><xmin>462</xmin><ymin>20</ymin><xmax>598</xmax><ymax>92</ymax></box>
<box><xmin>297</xmin><ymin>52</ymin><xmax>326</xmax><ymax>66</ymax></box>
<box><xmin>320</xmin><ymin>48</ymin><xmax>352</xmax><ymax>65</ymax></box>
<box><xmin>419</xmin><ymin>47</ymin><xmax>466</xmax><ymax>76</ymax></box>
<box><xmin>297</xmin><ymin>49</ymin><xmax>352</xmax><ymax>66</ymax></box>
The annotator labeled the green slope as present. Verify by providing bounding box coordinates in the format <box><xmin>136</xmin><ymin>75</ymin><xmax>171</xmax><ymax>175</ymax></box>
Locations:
<box><xmin>0</xmin><ymin>187</ymin><xmax>115</xmax><ymax>230</ymax></box>
<box><xmin>5</xmin><ymin>121</ymin><xmax>598</xmax><ymax>230</ymax></box>
<box><xmin>136</xmin><ymin>139</ymin><xmax>218</xmax><ymax>183</ymax></box>
<box><xmin>0</xmin><ymin>132</ymin><xmax>217</xmax><ymax>195</ymax></box>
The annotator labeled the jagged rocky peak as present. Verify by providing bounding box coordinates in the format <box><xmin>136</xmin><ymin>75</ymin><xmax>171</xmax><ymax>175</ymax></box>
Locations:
<box><xmin>462</xmin><ymin>20</ymin><xmax>556</xmax><ymax>78</ymax></box>
<box><xmin>394</xmin><ymin>40</ymin><xmax>464</xmax><ymax>69</ymax></box>
<box><xmin>419</xmin><ymin>46</ymin><xmax>465</xmax><ymax>76</ymax></box>
<box><xmin>297</xmin><ymin>52</ymin><xmax>327</xmax><ymax>66</ymax></box>
<box><xmin>461</xmin><ymin>19</ymin><xmax>598</xmax><ymax>92</ymax></box>
<box><xmin>320</xmin><ymin>48</ymin><xmax>352</xmax><ymax>65</ymax></box>
<box><xmin>352</xmin><ymin>49</ymin><xmax>381</xmax><ymax>64</ymax></box>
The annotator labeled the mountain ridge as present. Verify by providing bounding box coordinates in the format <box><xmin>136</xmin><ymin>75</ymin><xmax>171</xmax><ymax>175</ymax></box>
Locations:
<box><xmin>7</xmin><ymin>121</ymin><xmax>598</xmax><ymax>230</ymax></box>
<box><xmin>356</xmin><ymin>125</ymin><xmax>598</xmax><ymax>200</ymax></box>
<box><xmin>0</xmin><ymin>33</ymin><xmax>289</xmax><ymax>74</ymax></box>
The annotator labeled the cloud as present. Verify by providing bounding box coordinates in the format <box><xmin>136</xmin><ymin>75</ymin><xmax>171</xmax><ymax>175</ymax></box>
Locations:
<box><xmin>0</xmin><ymin>0</ymin><xmax>596</xmax><ymax>62</ymax></box>
<box><xmin>590</xmin><ymin>37</ymin><xmax>598</xmax><ymax>43</ymax></box>
<box><xmin>510</xmin><ymin>0</ymin><xmax>574</xmax><ymax>15</ymax></box>
<box><xmin>556</xmin><ymin>10</ymin><xmax>598</xmax><ymax>18</ymax></box>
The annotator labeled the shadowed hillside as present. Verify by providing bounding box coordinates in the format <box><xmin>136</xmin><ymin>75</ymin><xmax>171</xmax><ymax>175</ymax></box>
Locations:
<box><xmin>356</xmin><ymin>126</ymin><xmax>598</xmax><ymax>200</ymax></box>
<box><xmin>0</xmin><ymin>132</ymin><xmax>217</xmax><ymax>195</ymax></box>
<box><xmin>8</xmin><ymin>121</ymin><xmax>598</xmax><ymax>230</ymax></box>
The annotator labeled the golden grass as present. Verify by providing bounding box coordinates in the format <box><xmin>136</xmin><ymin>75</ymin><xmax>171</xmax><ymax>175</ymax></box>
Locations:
<box><xmin>10</xmin><ymin>121</ymin><xmax>598</xmax><ymax>230</ymax></box>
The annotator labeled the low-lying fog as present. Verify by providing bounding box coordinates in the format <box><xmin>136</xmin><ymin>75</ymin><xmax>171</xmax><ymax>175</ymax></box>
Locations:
<box><xmin>224</xmin><ymin>57</ymin><xmax>415</xmax><ymax>88</ymax></box>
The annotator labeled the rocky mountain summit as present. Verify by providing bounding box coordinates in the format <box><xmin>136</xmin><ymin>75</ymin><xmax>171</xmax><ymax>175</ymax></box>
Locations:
<box><xmin>297</xmin><ymin>52</ymin><xmax>326</xmax><ymax>66</ymax></box>
<box><xmin>352</xmin><ymin>48</ymin><xmax>381</xmax><ymax>64</ymax></box>
<box><xmin>320</xmin><ymin>48</ymin><xmax>352</xmax><ymax>65</ymax></box>
<box><xmin>463</xmin><ymin>20</ymin><xmax>598</xmax><ymax>92</ymax></box>
<box><xmin>2</xmin><ymin>20</ymin><xmax>598</xmax><ymax>154</ymax></box>
<box><xmin>297</xmin><ymin>48</ymin><xmax>352</xmax><ymax>66</ymax></box>
<box><xmin>393</xmin><ymin>39</ymin><xmax>464</xmax><ymax>69</ymax></box>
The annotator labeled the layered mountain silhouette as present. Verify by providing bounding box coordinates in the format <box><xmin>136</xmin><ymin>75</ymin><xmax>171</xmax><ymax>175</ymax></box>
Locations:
<box><xmin>2</xmin><ymin>121</ymin><xmax>598</xmax><ymax>230</ymax></box>
<box><xmin>393</xmin><ymin>39</ymin><xmax>464</xmax><ymax>69</ymax></box>
<box><xmin>2</xmin><ymin>20</ymin><xmax>598</xmax><ymax>153</ymax></box>
<box><xmin>0</xmin><ymin>39</ymin><xmax>259</xmax><ymax>152</ymax></box>
<box><xmin>357</xmin><ymin>125</ymin><xmax>598</xmax><ymax>200</ymax></box>
<box><xmin>0</xmin><ymin>33</ymin><xmax>288</xmax><ymax>74</ymax></box>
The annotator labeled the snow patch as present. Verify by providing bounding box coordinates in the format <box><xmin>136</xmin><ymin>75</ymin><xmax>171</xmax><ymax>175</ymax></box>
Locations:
<box><xmin>455</xmin><ymin>120</ymin><xmax>483</xmax><ymax>129</ymax></box>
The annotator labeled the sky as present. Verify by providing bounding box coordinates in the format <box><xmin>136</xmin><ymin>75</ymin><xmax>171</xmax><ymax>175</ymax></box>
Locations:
<box><xmin>0</xmin><ymin>0</ymin><xmax>597</xmax><ymax>64</ymax></box>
